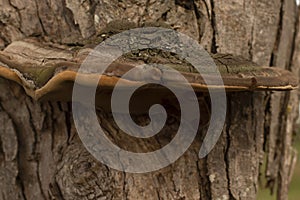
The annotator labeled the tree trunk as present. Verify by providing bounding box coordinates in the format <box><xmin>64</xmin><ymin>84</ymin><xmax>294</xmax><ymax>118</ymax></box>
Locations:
<box><xmin>0</xmin><ymin>0</ymin><xmax>299</xmax><ymax>200</ymax></box>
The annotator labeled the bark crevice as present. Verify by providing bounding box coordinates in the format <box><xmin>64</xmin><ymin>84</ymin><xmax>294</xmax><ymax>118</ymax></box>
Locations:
<box><xmin>209</xmin><ymin>0</ymin><xmax>217</xmax><ymax>53</ymax></box>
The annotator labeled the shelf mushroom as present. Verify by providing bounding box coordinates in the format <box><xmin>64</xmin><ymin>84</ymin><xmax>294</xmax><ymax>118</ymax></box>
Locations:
<box><xmin>0</xmin><ymin>38</ymin><xmax>297</xmax><ymax>103</ymax></box>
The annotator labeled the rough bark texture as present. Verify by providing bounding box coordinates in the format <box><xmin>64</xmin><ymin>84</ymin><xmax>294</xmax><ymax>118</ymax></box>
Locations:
<box><xmin>0</xmin><ymin>0</ymin><xmax>299</xmax><ymax>200</ymax></box>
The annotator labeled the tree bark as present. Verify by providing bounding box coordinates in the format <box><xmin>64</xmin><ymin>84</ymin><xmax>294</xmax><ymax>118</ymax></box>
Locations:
<box><xmin>0</xmin><ymin>0</ymin><xmax>299</xmax><ymax>200</ymax></box>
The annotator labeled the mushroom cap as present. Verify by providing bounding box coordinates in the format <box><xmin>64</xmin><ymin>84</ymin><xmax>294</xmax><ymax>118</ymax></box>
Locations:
<box><xmin>0</xmin><ymin>38</ymin><xmax>298</xmax><ymax>103</ymax></box>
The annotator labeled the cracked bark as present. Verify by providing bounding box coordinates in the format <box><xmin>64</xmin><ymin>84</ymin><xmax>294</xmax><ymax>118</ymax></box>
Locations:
<box><xmin>0</xmin><ymin>0</ymin><xmax>299</xmax><ymax>200</ymax></box>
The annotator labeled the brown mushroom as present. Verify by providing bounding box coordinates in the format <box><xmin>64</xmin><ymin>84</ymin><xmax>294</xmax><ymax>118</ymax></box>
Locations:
<box><xmin>0</xmin><ymin>38</ymin><xmax>297</xmax><ymax>100</ymax></box>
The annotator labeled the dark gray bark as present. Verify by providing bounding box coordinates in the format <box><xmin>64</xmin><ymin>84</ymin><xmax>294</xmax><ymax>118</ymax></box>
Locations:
<box><xmin>0</xmin><ymin>0</ymin><xmax>299</xmax><ymax>199</ymax></box>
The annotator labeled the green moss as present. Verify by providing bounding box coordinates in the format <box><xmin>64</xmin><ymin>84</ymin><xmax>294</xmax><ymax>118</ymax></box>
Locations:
<box><xmin>13</xmin><ymin>64</ymin><xmax>56</xmax><ymax>87</ymax></box>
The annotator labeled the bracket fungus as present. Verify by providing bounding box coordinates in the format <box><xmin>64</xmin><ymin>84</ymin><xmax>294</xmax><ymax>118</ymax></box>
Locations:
<box><xmin>0</xmin><ymin>38</ymin><xmax>297</xmax><ymax>103</ymax></box>
<box><xmin>0</xmin><ymin>21</ymin><xmax>298</xmax><ymax>117</ymax></box>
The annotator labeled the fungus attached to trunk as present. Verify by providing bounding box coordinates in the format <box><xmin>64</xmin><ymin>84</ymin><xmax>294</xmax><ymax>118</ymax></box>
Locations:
<box><xmin>0</xmin><ymin>38</ymin><xmax>297</xmax><ymax>101</ymax></box>
<box><xmin>0</xmin><ymin>22</ymin><xmax>298</xmax><ymax>175</ymax></box>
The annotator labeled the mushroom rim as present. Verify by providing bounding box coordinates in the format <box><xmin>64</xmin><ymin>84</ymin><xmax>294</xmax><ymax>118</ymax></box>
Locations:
<box><xmin>0</xmin><ymin>65</ymin><xmax>297</xmax><ymax>102</ymax></box>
